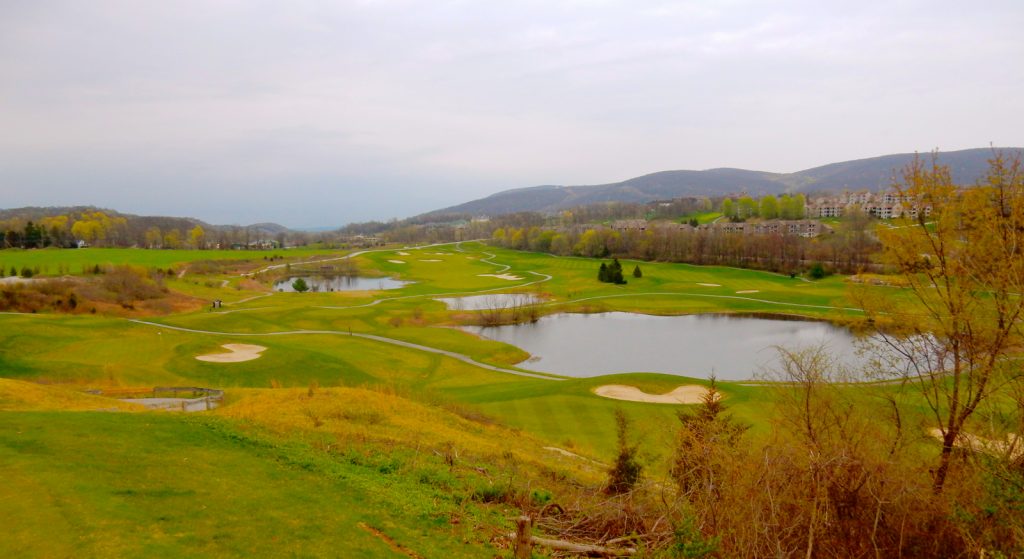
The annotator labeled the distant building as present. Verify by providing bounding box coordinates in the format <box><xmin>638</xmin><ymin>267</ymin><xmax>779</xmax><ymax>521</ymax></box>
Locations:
<box><xmin>610</xmin><ymin>219</ymin><xmax>648</xmax><ymax>232</ymax></box>
<box><xmin>703</xmin><ymin>219</ymin><xmax>829</xmax><ymax>237</ymax></box>
<box><xmin>806</xmin><ymin>190</ymin><xmax>931</xmax><ymax>220</ymax></box>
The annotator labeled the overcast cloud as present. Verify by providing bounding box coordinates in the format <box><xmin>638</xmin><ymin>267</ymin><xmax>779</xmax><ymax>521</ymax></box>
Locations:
<box><xmin>1</xmin><ymin>1</ymin><xmax>1022</xmax><ymax>227</ymax></box>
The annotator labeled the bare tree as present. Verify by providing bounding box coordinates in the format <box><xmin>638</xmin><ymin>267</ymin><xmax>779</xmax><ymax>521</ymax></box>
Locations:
<box><xmin>854</xmin><ymin>152</ymin><xmax>1024</xmax><ymax>493</ymax></box>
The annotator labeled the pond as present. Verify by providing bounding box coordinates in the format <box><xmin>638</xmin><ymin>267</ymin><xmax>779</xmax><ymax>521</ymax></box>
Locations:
<box><xmin>464</xmin><ymin>312</ymin><xmax>883</xmax><ymax>381</ymax></box>
<box><xmin>274</xmin><ymin>275</ymin><xmax>411</xmax><ymax>292</ymax></box>
<box><xmin>436</xmin><ymin>293</ymin><xmax>544</xmax><ymax>310</ymax></box>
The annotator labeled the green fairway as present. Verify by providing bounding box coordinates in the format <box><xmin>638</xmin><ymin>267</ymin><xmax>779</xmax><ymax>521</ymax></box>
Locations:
<box><xmin>0</xmin><ymin>241</ymin><xmax>901</xmax><ymax>455</ymax></box>
<box><xmin>1</xmin><ymin>241</ymin><xmax>926</xmax><ymax>555</ymax></box>
<box><xmin>0</xmin><ymin>246</ymin><xmax>347</xmax><ymax>276</ymax></box>
<box><xmin>0</xmin><ymin>411</ymin><xmax>499</xmax><ymax>558</ymax></box>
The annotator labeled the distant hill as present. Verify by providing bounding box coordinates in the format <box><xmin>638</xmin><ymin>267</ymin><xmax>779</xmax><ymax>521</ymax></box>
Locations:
<box><xmin>424</xmin><ymin>148</ymin><xmax>1021</xmax><ymax>217</ymax></box>
<box><xmin>0</xmin><ymin>206</ymin><xmax>292</xmax><ymax>237</ymax></box>
<box><xmin>0</xmin><ymin>205</ymin><xmax>301</xmax><ymax>248</ymax></box>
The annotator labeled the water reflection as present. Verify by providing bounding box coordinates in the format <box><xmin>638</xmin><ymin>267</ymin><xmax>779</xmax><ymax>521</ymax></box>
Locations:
<box><xmin>465</xmin><ymin>312</ymin><xmax>883</xmax><ymax>381</ymax></box>
<box><xmin>437</xmin><ymin>293</ymin><xmax>544</xmax><ymax>310</ymax></box>
<box><xmin>274</xmin><ymin>275</ymin><xmax>411</xmax><ymax>292</ymax></box>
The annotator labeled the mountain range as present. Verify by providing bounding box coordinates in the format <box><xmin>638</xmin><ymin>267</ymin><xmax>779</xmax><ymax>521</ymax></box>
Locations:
<box><xmin>424</xmin><ymin>147</ymin><xmax>1021</xmax><ymax>217</ymax></box>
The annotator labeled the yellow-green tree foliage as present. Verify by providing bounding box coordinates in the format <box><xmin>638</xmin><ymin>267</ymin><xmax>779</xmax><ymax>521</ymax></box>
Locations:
<box><xmin>69</xmin><ymin>211</ymin><xmax>126</xmax><ymax>246</ymax></box>
<box><xmin>759</xmin><ymin>195</ymin><xmax>779</xmax><ymax>219</ymax></box>
<box><xmin>860</xmin><ymin>153</ymin><xmax>1024</xmax><ymax>493</ymax></box>
<box><xmin>189</xmin><ymin>225</ymin><xmax>206</xmax><ymax>249</ymax></box>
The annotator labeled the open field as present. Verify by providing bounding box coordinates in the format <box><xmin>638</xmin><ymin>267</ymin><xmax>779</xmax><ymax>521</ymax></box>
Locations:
<box><xmin>0</xmin><ymin>241</ymin><xmax>950</xmax><ymax>555</ymax></box>
<box><xmin>0</xmin><ymin>246</ymin><xmax>350</xmax><ymax>276</ymax></box>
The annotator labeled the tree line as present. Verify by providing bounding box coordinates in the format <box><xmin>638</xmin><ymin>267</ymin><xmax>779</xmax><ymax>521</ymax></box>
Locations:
<box><xmin>0</xmin><ymin>209</ymin><xmax>326</xmax><ymax>250</ymax></box>
<box><xmin>491</xmin><ymin>215</ymin><xmax>880</xmax><ymax>275</ymax></box>
<box><xmin>720</xmin><ymin>193</ymin><xmax>807</xmax><ymax>220</ymax></box>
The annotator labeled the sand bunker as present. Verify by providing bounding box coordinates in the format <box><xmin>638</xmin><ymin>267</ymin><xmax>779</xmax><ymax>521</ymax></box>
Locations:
<box><xmin>478</xmin><ymin>273</ymin><xmax>523</xmax><ymax>281</ymax></box>
<box><xmin>196</xmin><ymin>344</ymin><xmax>267</xmax><ymax>363</ymax></box>
<box><xmin>419</xmin><ymin>259</ymin><xmax>442</xmax><ymax>262</ymax></box>
<box><xmin>594</xmin><ymin>384</ymin><xmax>711</xmax><ymax>404</ymax></box>
<box><xmin>928</xmin><ymin>428</ymin><xmax>1023</xmax><ymax>458</ymax></box>
<box><xmin>736</xmin><ymin>290</ymin><xmax>759</xmax><ymax>294</ymax></box>
<box><xmin>396</xmin><ymin>252</ymin><xmax>410</xmax><ymax>256</ymax></box>
<box><xmin>697</xmin><ymin>283</ymin><xmax>721</xmax><ymax>287</ymax></box>
<box><xmin>387</xmin><ymin>260</ymin><xmax>405</xmax><ymax>264</ymax></box>
<box><xmin>543</xmin><ymin>446</ymin><xmax>606</xmax><ymax>466</ymax></box>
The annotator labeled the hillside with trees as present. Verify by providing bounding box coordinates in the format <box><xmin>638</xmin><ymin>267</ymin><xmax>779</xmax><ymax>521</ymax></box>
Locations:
<box><xmin>422</xmin><ymin>147</ymin><xmax>1019</xmax><ymax>217</ymax></box>
<box><xmin>0</xmin><ymin>207</ymin><xmax>311</xmax><ymax>249</ymax></box>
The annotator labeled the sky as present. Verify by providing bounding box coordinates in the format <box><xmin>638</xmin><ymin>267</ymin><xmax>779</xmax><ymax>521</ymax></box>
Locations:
<box><xmin>2</xmin><ymin>1</ymin><xmax>1023</xmax><ymax>228</ymax></box>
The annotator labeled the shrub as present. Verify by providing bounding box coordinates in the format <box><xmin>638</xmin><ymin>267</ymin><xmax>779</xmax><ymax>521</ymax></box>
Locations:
<box><xmin>98</xmin><ymin>266</ymin><xmax>165</xmax><ymax>304</ymax></box>
<box><xmin>605</xmin><ymin>409</ymin><xmax>642</xmax><ymax>494</ymax></box>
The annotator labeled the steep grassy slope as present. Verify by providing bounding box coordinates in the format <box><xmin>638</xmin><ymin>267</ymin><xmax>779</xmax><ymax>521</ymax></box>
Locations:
<box><xmin>0</xmin><ymin>412</ymin><xmax>496</xmax><ymax>558</ymax></box>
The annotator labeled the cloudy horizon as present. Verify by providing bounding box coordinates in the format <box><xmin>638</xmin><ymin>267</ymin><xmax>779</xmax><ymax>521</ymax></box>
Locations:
<box><xmin>2</xmin><ymin>1</ymin><xmax>1022</xmax><ymax>228</ymax></box>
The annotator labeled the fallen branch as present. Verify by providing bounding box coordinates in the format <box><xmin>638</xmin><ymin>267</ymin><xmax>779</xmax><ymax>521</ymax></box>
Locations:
<box><xmin>506</xmin><ymin>533</ymin><xmax>636</xmax><ymax>557</ymax></box>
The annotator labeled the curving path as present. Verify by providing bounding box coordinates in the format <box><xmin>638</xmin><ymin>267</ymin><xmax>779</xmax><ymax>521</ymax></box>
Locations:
<box><xmin>128</xmin><ymin>319</ymin><xmax>563</xmax><ymax>381</ymax></box>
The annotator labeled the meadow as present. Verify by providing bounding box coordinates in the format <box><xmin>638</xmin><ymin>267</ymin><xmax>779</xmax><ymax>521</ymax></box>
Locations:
<box><xmin>0</xmin><ymin>246</ymin><xmax>351</xmax><ymax>276</ymax></box>
<box><xmin>1</xmin><ymin>241</ymin><xmax>918</xmax><ymax>556</ymax></box>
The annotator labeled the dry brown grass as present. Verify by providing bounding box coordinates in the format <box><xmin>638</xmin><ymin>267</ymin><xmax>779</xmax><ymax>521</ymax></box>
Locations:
<box><xmin>0</xmin><ymin>266</ymin><xmax>203</xmax><ymax>316</ymax></box>
<box><xmin>0</xmin><ymin>379</ymin><xmax>144</xmax><ymax>411</ymax></box>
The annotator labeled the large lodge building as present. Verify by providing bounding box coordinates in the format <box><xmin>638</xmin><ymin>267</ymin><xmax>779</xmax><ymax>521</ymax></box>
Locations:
<box><xmin>804</xmin><ymin>190</ymin><xmax>932</xmax><ymax>220</ymax></box>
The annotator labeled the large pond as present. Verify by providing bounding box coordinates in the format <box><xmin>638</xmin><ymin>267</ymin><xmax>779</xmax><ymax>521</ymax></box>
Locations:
<box><xmin>274</xmin><ymin>275</ymin><xmax>411</xmax><ymax>292</ymax></box>
<box><xmin>437</xmin><ymin>293</ymin><xmax>544</xmax><ymax>310</ymax></box>
<box><xmin>464</xmin><ymin>312</ymin><xmax>880</xmax><ymax>381</ymax></box>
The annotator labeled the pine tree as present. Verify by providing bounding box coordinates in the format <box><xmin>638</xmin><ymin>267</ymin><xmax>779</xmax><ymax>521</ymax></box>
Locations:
<box><xmin>606</xmin><ymin>409</ymin><xmax>642</xmax><ymax>494</ymax></box>
<box><xmin>598</xmin><ymin>262</ymin><xmax>608</xmax><ymax>282</ymax></box>
<box><xmin>610</xmin><ymin>258</ymin><xmax>626</xmax><ymax>284</ymax></box>
<box><xmin>633</xmin><ymin>265</ymin><xmax>642</xmax><ymax>278</ymax></box>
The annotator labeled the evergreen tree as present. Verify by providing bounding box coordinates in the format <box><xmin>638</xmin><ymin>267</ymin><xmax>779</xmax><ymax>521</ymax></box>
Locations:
<box><xmin>5</xmin><ymin>230</ymin><xmax>20</xmax><ymax>249</ymax></box>
<box><xmin>633</xmin><ymin>265</ymin><xmax>642</xmax><ymax>278</ymax></box>
<box><xmin>599</xmin><ymin>259</ymin><xmax>628</xmax><ymax>284</ymax></box>
<box><xmin>291</xmin><ymin>278</ymin><xmax>310</xmax><ymax>292</ymax></box>
<box><xmin>610</xmin><ymin>258</ymin><xmax>626</xmax><ymax>284</ymax></box>
<box><xmin>606</xmin><ymin>409</ymin><xmax>642</xmax><ymax>494</ymax></box>
<box><xmin>671</xmin><ymin>377</ymin><xmax>748</xmax><ymax>493</ymax></box>
<box><xmin>23</xmin><ymin>221</ymin><xmax>44</xmax><ymax>249</ymax></box>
